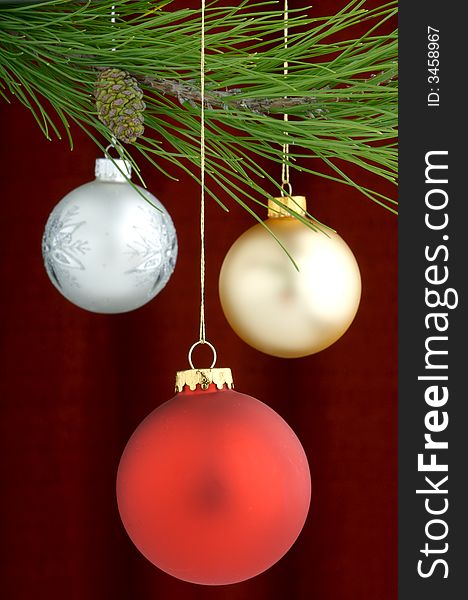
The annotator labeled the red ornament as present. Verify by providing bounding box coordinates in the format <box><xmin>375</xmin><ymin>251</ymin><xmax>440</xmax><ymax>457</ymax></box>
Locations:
<box><xmin>116</xmin><ymin>370</ymin><xmax>311</xmax><ymax>585</ymax></box>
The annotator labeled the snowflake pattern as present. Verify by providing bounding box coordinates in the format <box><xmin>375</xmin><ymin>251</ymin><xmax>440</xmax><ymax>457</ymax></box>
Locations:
<box><xmin>42</xmin><ymin>205</ymin><xmax>89</xmax><ymax>288</ymax></box>
<box><xmin>125</xmin><ymin>204</ymin><xmax>177</xmax><ymax>294</ymax></box>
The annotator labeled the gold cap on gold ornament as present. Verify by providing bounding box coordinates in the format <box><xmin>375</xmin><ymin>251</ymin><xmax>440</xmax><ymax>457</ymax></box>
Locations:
<box><xmin>175</xmin><ymin>368</ymin><xmax>234</xmax><ymax>392</ymax></box>
<box><xmin>268</xmin><ymin>196</ymin><xmax>307</xmax><ymax>218</ymax></box>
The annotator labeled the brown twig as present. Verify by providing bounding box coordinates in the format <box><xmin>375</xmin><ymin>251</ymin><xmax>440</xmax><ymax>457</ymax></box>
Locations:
<box><xmin>138</xmin><ymin>75</ymin><xmax>325</xmax><ymax>116</ymax></box>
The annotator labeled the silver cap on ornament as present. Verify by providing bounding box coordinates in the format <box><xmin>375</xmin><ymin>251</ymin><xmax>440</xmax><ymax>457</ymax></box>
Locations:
<box><xmin>95</xmin><ymin>158</ymin><xmax>132</xmax><ymax>182</ymax></box>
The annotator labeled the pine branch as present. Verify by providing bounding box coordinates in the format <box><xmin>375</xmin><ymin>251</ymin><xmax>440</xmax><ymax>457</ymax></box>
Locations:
<box><xmin>138</xmin><ymin>70</ymin><xmax>397</xmax><ymax>116</ymax></box>
<box><xmin>0</xmin><ymin>0</ymin><xmax>399</xmax><ymax>222</ymax></box>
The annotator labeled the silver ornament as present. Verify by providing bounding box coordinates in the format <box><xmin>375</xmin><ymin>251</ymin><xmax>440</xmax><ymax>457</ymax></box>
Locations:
<box><xmin>42</xmin><ymin>158</ymin><xmax>177</xmax><ymax>313</ymax></box>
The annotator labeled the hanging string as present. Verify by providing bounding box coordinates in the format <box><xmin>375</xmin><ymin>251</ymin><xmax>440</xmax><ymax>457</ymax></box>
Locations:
<box><xmin>111</xmin><ymin>5</ymin><xmax>116</xmax><ymax>55</ymax></box>
<box><xmin>186</xmin><ymin>0</ymin><xmax>218</xmax><ymax>370</ymax></box>
<box><xmin>199</xmin><ymin>0</ymin><xmax>206</xmax><ymax>344</ymax></box>
<box><xmin>109</xmin><ymin>5</ymin><xmax>120</xmax><ymax>154</ymax></box>
<box><xmin>281</xmin><ymin>0</ymin><xmax>292</xmax><ymax>197</ymax></box>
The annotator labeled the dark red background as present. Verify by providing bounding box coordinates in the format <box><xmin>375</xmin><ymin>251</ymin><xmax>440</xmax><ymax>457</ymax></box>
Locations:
<box><xmin>0</xmin><ymin>1</ymin><xmax>397</xmax><ymax>598</ymax></box>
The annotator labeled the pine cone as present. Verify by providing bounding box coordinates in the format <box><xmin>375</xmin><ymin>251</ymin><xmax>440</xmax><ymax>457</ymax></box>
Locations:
<box><xmin>94</xmin><ymin>68</ymin><xmax>146</xmax><ymax>144</ymax></box>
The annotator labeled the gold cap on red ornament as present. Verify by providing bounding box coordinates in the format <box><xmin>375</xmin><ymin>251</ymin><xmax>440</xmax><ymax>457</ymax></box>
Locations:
<box><xmin>175</xmin><ymin>368</ymin><xmax>234</xmax><ymax>392</ymax></box>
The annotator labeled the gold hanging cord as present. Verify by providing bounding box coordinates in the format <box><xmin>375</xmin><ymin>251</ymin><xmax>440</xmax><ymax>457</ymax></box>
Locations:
<box><xmin>281</xmin><ymin>0</ymin><xmax>292</xmax><ymax>197</ymax></box>
<box><xmin>187</xmin><ymin>0</ymin><xmax>217</xmax><ymax>369</ymax></box>
<box><xmin>199</xmin><ymin>0</ymin><xmax>206</xmax><ymax>344</ymax></box>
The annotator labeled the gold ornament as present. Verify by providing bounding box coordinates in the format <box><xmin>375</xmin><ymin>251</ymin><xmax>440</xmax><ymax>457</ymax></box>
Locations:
<box><xmin>219</xmin><ymin>196</ymin><xmax>361</xmax><ymax>358</ymax></box>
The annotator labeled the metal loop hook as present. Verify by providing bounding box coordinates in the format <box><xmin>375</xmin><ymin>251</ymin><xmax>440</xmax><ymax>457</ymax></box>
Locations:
<box><xmin>281</xmin><ymin>181</ymin><xmax>293</xmax><ymax>197</ymax></box>
<box><xmin>188</xmin><ymin>340</ymin><xmax>217</xmax><ymax>369</ymax></box>
<box><xmin>105</xmin><ymin>138</ymin><xmax>125</xmax><ymax>159</ymax></box>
